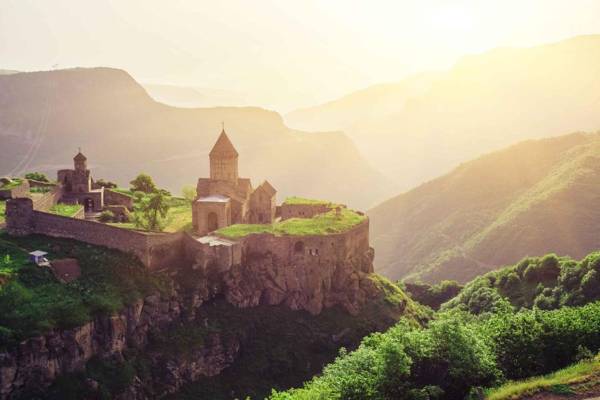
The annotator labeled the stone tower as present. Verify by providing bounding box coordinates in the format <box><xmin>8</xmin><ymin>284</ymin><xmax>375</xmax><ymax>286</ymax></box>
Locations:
<box><xmin>74</xmin><ymin>150</ymin><xmax>87</xmax><ymax>172</ymax></box>
<box><xmin>209</xmin><ymin>129</ymin><xmax>239</xmax><ymax>182</ymax></box>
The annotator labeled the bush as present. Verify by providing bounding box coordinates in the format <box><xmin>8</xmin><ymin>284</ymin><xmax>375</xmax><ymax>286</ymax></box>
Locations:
<box><xmin>98</xmin><ymin>210</ymin><xmax>115</xmax><ymax>223</ymax></box>
<box><xmin>25</xmin><ymin>172</ymin><xmax>49</xmax><ymax>182</ymax></box>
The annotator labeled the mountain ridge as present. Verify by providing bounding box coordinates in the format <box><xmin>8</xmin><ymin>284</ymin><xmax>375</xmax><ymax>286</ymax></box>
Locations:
<box><xmin>369</xmin><ymin>131</ymin><xmax>600</xmax><ymax>283</ymax></box>
<box><xmin>0</xmin><ymin>67</ymin><xmax>392</xmax><ymax>209</ymax></box>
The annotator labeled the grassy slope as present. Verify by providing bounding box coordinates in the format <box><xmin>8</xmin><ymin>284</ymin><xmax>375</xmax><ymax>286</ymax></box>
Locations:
<box><xmin>369</xmin><ymin>132</ymin><xmax>600</xmax><ymax>283</ymax></box>
<box><xmin>0</xmin><ymin>233</ymin><xmax>166</xmax><ymax>347</ymax></box>
<box><xmin>49</xmin><ymin>203</ymin><xmax>83</xmax><ymax>217</ymax></box>
<box><xmin>216</xmin><ymin>208</ymin><xmax>366</xmax><ymax>239</ymax></box>
<box><xmin>487</xmin><ymin>356</ymin><xmax>600</xmax><ymax>400</ymax></box>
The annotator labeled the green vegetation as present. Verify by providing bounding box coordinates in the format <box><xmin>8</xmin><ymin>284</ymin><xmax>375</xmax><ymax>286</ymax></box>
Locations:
<box><xmin>49</xmin><ymin>203</ymin><xmax>83</xmax><ymax>217</ymax></box>
<box><xmin>0</xmin><ymin>233</ymin><xmax>166</xmax><ymax>347</ymax></box>
<box><xmin>129</xmin><ymin>173</ymin><xmax>157</xmax><ymax>193</ymax></box>
<box><xmin>0</xmin><ymin>200</ymin><xmax>5</xmax><ymax>225</ymax></box>
<box><xmin>403</xmin><ymin>280</ymin><xmax>463</xmax><ymax>310</ymax></box>
<box><xmin>24</xmin><ymin>172</ymin><xmax>49</xmax><ymax>182</ymax></box>
<box><xmin>283</xmin><ymin>196</ymin><xmax>333</xmax><ymax>206</ymax></box>
<box><xmin>110</xmin><ymin>195</ymin><xmax>191</xmax><ymax>232</ymax></box>
<box><xmin>272</xmin><ymin>301</ymin><xmax>600</xmax><ymax>400</ymax></box>
<box><xmin>98</xmin><ymin>210</ymin><xmax>115</xmax><ymax>223</ymax></box>
<box><xmin>486</xmin><ymin>354</ymin><xmax>600</xmax><ymax>400</ymax></box>
<box><xmin>0</xmin><ymin>178</ymin><xmax>23</xmax><ymax>190</ymax></box>
<box><xmin>216</xmin><ymin>208</ymin><xmax>366</xmax><ymax>239</ymax></box>
<box><xmin>181</xmin><ymin>185</ymin><xmax>196</xmax><ymax>203</ymax></box>
<box><xmin>443</xmin><ymin>251</ymin><xmax>600</xmax><ymax>314</ymax></box>
<box><xmin>30</xmin><ymin>186</ymin><xmax>52</xmax><ymax>194</ymax></box>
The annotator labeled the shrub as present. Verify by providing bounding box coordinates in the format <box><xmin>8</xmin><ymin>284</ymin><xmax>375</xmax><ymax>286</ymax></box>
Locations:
<box><xmin>98</xmin><ymin>210</ymin><xmax>115</xmax><ymax>223</ymax></box>
<box><xmin>25</xmin><ymin>172</ymin><xmax>49</xmax><ymax>182</ymax></box>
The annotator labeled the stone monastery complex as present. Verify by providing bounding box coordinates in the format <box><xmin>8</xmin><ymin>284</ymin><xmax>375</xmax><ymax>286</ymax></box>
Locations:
<box><xmin>3</xmin><ymin>129</ymin><xmax>376</xmax><ymax>315</ymax></box>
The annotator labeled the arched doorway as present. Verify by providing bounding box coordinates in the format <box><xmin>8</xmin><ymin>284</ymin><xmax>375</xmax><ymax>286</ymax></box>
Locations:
<box><xmin>207</xmin><ymin>212</ymin><xmax>219</xmax><ymax>232</ymax></box>
<box><xmin>84</xmin><ymin>198</ymin><xmax>94</xmax><ymax>212</ymax></box>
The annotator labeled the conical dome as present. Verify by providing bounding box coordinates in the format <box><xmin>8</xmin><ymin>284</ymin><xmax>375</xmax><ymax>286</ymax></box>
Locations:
<box><xmin>209</xmin><ymin>130</ymin><xmax>238</xmax><ymax>157</ymax></box>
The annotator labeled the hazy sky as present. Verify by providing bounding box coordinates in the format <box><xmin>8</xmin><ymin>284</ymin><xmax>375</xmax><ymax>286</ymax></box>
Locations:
<box><xmin>2</xmin><ymin>0</ymin><xmax>600</xmax><ymax>111</ymax></box>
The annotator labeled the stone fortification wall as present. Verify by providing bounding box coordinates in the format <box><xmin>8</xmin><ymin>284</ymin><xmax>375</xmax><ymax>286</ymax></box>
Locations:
<box><xmin>5</xmin><ymin>198</ymin><xmax>183</xmax><ymax>271</ymax></box>
<box><xmin>27</xmin><ymin>179</ymin><xmax>56</xmax><ymax>189</ymax></box>
<box><xmin>31</xmin><ymin>186</ymin><xmax>63</xmax><ymax>212</ymax></box>
<box><xmin>183</xmin><ymin>233</ymin><xmax>242</xmax><ymax>273</ymax></box>
<box><xmin>0</xmin><ymin>180</ymin><xmax>30</xmax><ymax>200</ymax></box>
<box><xmin>104</xmin><ymin>189</ymin><xmax>134</xmax><ymax>209</ymax></box>
<box><xmin>280</xmin><ymin>203</ymin><xmax>333</xmax><ymax>220</ymax></box>
<box><xmin>223</xmin><ymin>219</ymin><xmax>375</xmax><ymax>315</ymax></box>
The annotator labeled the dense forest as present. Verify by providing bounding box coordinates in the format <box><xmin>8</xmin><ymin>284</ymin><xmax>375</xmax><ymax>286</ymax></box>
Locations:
<box><xmin>271</xmin><ymin>251</ymin><xmax>600</xmax><ymax>400</ymax></box>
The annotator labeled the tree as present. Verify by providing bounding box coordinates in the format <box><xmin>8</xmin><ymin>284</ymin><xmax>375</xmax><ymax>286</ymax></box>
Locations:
<box><xmin>133</xmin><ymin>190</ymin><xmax>170</xmax><ymax>231</ymax></box>
<box><xmin>24</xmin><ymin>172</ymin><xmax>49</xmax><ymax>182</ymax></box>
<box><xmin>182</xmin><ymin>185</ymin><xmax>196</xmax><ymax>203</ymax></box>
<box><xmin>129</xmin><ymin>173</ymin><xmax>157</xmax><ymax>194</ymax></box>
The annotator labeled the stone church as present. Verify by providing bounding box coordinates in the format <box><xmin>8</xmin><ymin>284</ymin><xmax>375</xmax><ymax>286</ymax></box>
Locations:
<box><xmin>192</xmin><ymin>129</ymin><xmax>277</xmax><ymax>236</ymax></box>
<box><xmin>57</xmin><ymin>150</ymin><xmax>104</xmax><ymax>212</ymax></box>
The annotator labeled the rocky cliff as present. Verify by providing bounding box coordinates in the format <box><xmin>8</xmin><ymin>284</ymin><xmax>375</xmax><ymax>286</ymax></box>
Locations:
<box><xmin>0</xmin><ymin>228</ymin><xmax>400</xmax><ymax>399</ymax></box>
<box><xmin>0</xmin><ymin>285</ymin><xmax>240</xmax><ymax>400</ymax></box>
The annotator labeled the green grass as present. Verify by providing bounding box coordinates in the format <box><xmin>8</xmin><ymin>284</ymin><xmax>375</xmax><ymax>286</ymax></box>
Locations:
<box><xmin>163</xmin><ymin>197</ymin><xmax>192</xmax><ymax>233</ymax></box>
<box><xmin>0</xmin><ymin>178</ymin><xmax>24</xmax><ymax>191</ymax></box>
<box><xmin>216</xmin><ymin>208</ymin><xmax>366</xmax><ymax>239</ymax></box>
<box><xmin>108</xmin><ymin>196</ymin><xmax>192</xmax><ymax>233</ymax></box>
<box><xmin>49</xmin><ymin>203</ymin><xmax>83</xmax><ymax>217</ymax></box>
<box><xmin>0</xmin><ymin>233</ymin><xmax>167</xmax><ymax>347</ymax></box>
<box><xmin>283</xmin><ymin>196</ymin><xmax>334</xmax><ymax>206</ymax></box>
<box><xmin>0</xmin><ymin>201</ymin><xmax>5</xmax><ymax>225</ymax></box>
<box><xmin>29</xmin><ymin>186</ymin><xmax>52</xmax><ymax>194</ymax></box>
<box><xmin>486</xmin><ymin>356</ymin><xmax>600</xmax><ymax>400</ymax></box>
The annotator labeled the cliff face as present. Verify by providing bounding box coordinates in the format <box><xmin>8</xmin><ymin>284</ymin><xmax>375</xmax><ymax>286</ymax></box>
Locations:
<box><xmin>224</xmin><ymin>247</ymin><xmax>377</xmax><ymax>315</ymax></box>
<box><xmin>0</xmin><ymin>288</ymin><xmax>240</xmax><ymax>400</ymax></box>
<box><xmin>0</xmin><ymin>224</ymin><xmax>387</xmax><ymax>399</ymax></box>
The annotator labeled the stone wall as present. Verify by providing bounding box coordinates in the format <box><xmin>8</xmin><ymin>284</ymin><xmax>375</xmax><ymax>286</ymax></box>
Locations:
<box><xmin>31</xmin><ymin>186</ymin><xmax>63</xmax><ymax>212</ymax></box>
<box><xmin>0</xmin><ymin>180</ymin><xmax>30</xmax><ymax>200</ymax></box>
<box><xmin>27</xmin><ymin>179</ymin><xmax>56</xmax><ymax>189</ymax></box>
<box><xmin>5</xmin><ymin>198</ymin><xmax>183</xmax><ymax>271</ymax></box>
<box><xmin>224</xmin><ymin>220</ymin><xmax>374</xmax><ymax>315</ymax></box>
<box><xmin>280</xmin><ymin>203</ymin><xmax>333</xmax><ymax>220</ymax></box>
<box><xmin>104</xmin><ymin>189</ymin><xmax>134</xmax><ymax>209</ymax></box>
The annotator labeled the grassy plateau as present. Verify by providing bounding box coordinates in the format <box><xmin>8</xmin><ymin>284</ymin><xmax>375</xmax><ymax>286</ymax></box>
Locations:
<box><xmin>216</xmin><ymin>208</ymin><xmax>366</xmax><ymax>239</ymax></box>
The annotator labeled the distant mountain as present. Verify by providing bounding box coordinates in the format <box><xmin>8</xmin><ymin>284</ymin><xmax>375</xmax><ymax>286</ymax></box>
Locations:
<box><xmin>143</xmin><ymin>83</ymin><xmax>251</xmax><ymax>108</ymax></box>
<box><xmin>0</xmin><ymin>69</ymin><xmax>19</xmax><ymax>75</ymax></box>
<box><xmin>286</xmin><ymin>72</ymin><xmax>441</xmax><ymax>132</ymax></box>
<box><xmin>286</xmin><ymin>35</ymin><xmax>600</xmax><ymax>191</ymax></box>
<box><xmin>0</xmin><ymin>67</ymin><xmax>392</xmax><ymax>209</ymax></box>
<box><xmin>369</xmin><ymin>132</ymin><xmax>600</xmax><ymax>283</ymax></box>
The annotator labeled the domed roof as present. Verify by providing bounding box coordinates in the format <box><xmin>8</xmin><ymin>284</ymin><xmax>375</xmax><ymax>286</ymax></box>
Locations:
<box><xmin>209</xmin><ymin>130</ymin><xmax>238</xmax><ymax>158</ymax></box>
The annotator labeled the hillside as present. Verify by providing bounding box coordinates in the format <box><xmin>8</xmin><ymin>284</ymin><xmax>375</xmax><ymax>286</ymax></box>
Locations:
<box><xmin>369</xmin><ymin>132</ymin><xmax>600</xmax><ymax>283</ymax></box>
<box><xmin>0</xmin><ymin>67</ymin><xmax>391</xmax><ymax>209</ymax></box>
<box><xmin>286</xmin><ymin>35</ymin><xmax>600</xmax><ymax>191</ymax></box>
